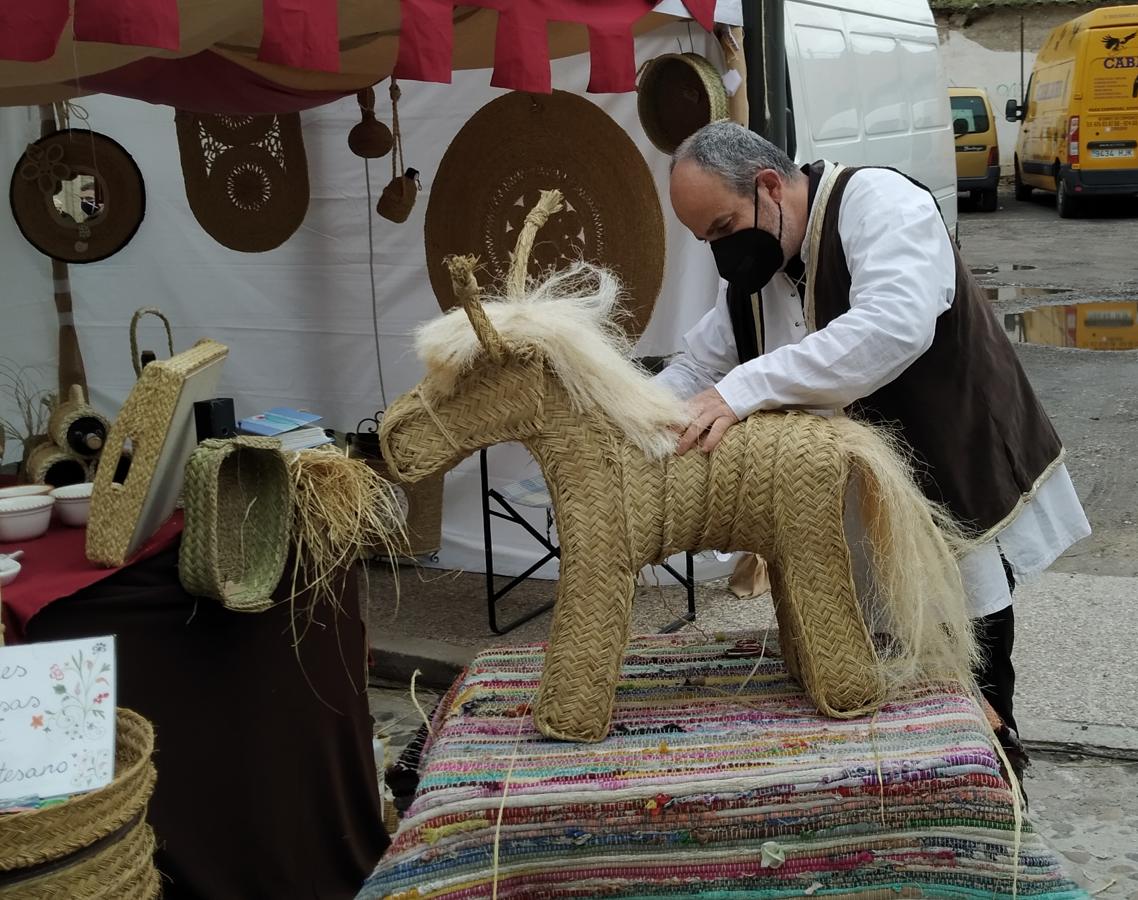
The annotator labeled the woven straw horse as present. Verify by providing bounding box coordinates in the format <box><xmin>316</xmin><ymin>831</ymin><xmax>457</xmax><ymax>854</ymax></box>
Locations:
<box><xmin>381</xmin><ymin>191</ymin><xmax>976</xmax><ymax>743</ymax></box>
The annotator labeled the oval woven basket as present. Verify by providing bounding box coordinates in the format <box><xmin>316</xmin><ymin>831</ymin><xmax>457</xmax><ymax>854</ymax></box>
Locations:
<box><xmin>0</xmin><ymin>707</ymin><xmax>160</xmax><ymax>899</ymax></box>
<box><xmin>178</xmin><ymin>437</ymin><xmax>292</xmax><ymax>612</ymax></box>
<box><xmin>637</xmin><ymin>52</ymin><xmax>729</xmax><ymax>154</ymax></box>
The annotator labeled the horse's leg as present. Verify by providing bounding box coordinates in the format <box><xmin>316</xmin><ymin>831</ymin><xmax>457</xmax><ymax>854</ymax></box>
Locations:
<box><xmin>532</xmin><ymin>546</ymin><xmax>636</xmax><ymax>743</ymax></box>
<box><xmin>770</xmin><ymin>430</ymin><xmax>886</xmax><ymax>717</ymax></box>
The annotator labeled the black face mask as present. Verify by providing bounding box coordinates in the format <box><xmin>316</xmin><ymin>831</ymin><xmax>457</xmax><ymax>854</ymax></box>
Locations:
<box><xmin>709</xmin><ymin>183</ymin><xmax>784</xmax><ymax>292</ymax></box>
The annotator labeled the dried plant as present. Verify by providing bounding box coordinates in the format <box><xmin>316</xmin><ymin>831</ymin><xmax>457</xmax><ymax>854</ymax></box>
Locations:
<box><xmin>0</xmin><ymin>359</ymin><xmax>56</xmax><ymax>459</ymax></box>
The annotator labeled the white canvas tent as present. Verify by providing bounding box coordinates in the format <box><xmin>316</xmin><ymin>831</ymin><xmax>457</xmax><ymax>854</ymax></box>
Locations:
<box><xmin>0</xmin><ymin>6</ymin><xmax>743</xmax><ymax>581</ymax></box>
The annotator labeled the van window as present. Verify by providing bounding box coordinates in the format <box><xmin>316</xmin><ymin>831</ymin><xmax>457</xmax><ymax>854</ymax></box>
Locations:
<box><xmin>949</xmin><ymin>95</ymin><xmax>990</xmax><ymax>134</ymax></box>
<box><xmin>794</xmin><ymin>25</ymin><xmax>861</xmax><ymax>141</ymax></box>
<box><xmin>902</xmin><ymin>40</ymin><xmax>950</xmax><ymax>130</ymax></box>
<box><xmin>852</xmin><ymin>33</ymin><xmax>910</xmax><ymax>135</ymax></box>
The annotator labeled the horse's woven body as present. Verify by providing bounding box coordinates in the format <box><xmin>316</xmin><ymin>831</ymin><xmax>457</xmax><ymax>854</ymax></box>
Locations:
<box><xmin>381</xmin><ymin>190</ymin><xmax>974</xmax><ymax>743</ymax></box>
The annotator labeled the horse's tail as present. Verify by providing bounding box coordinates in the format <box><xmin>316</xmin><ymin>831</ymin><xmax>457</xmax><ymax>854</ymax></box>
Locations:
<box><xmin>831</xmin><ymin>415</ymin><xmax>979</xmax><ymax>693</ymax></box>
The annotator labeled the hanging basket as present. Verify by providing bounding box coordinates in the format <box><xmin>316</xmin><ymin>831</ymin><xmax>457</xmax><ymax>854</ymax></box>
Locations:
<box><xmin>637</xmin><ymin>52</ymin><xmax>730</xmax><ymax>154</ymax></box>
<box><xmin>178</xmin><ymin>437</ymin><xmax>292</xmax><ymax>612</ymax></box>
<box><xmin>0</xmin><ymin>708</ymin><xmax>160</xmax><ymax>899</ymax></box>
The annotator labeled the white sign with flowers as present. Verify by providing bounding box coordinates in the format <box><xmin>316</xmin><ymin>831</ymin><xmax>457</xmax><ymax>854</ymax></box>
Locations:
<box><xmin>0</xmin><ymin>636</ymin><xmax>116</xmax><ymax>804</ymax></box>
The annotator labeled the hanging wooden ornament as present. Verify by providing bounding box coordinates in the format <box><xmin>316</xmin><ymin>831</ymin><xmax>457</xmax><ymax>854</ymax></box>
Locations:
<box><xmin>376</xmin><ymin>80</ymin><xmax>418</xmax><ymax>224</ymax></box>
<box><xmin>348</xmin><ymin>87</ymin><xmax>394</xmax><ymax>159</ymax></box>
<box><xmin>174</xmin><ymin>112</ymin><xmax>309</xmax><ymax>253</ymax></box>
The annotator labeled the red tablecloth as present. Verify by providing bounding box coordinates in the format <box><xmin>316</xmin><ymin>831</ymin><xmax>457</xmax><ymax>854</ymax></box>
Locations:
<box><xmin>0</xmin><ymin>512</ymin><xmax>183</xmax><ymax>642</ymax></box>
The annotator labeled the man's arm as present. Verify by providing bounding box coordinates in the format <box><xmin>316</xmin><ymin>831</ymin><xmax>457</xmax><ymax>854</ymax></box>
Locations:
<box><xmin>714</xmin><ymin>169</ymin><xmax>956</xmax><ymax>419</ymax></box>
<box><xmin>652</xmin><ymin>281</ymin><xmax>739</xmax><ymax>401</ymax></box>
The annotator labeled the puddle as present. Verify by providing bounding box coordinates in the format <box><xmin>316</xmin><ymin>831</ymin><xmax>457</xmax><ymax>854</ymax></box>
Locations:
<box><xmin>971</xmin><ymin>264</ymin><xmax>1038</xmax><ymax>275</ymax></box>
<box><xmin>983</xmin><ymin>286</ymin><xmax>1069</xmax><ymax>303</ymax></box>
<box><xmin>1004</xmin><ymin>301</ymin><xmax>1138</xmax><ymax>351</ymax></box>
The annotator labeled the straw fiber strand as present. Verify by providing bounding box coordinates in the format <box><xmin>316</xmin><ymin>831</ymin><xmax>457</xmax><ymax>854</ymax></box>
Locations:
<box><xmin>0</xmin><ymin>709</ymin><xmax>159</xmax><ymax>899</ymax></box>
<box><xmin>382</xmin><ymin>194</ymin><xmax>975</xmax><ymax>743</ymax></box>
<box><xmin>179</xmin><ymin>436</ymin><xmax>291</xmax><ymax>612</ymax></box>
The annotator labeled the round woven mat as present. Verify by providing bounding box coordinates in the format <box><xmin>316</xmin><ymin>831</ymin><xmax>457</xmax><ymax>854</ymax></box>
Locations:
<box><xmin>8</xmin><ymin>129</ymin><xmax>145</xmax><ymax>264</ymax></box>
<box><xmin>637</xmin><ymin>53</ymin><xmax>729</xmax><ymax>154</ymax></box>
<box><xmin>425</xmin><ymin>90</ymin><xmax>665</xmax><ymax>339</ymax></box>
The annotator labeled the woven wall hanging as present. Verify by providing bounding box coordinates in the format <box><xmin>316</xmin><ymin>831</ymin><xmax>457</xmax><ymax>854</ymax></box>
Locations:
<box><xmin>637</xmin><ymin>52</ymin><xmax>729</xmax><ymax>154</ymax></box>
<box><xmin>9</xmin><ymin>129</ymin><xmax>145</xmax><ymax>264</ymax></box>
<box><xmin>424</xmin><ymin>90</ymin><xmax>665</xmax><ymax>339</ymax></box>
<box><xmin>174</xmin><ymin>112</ymin><xmax>309</xmax><ymax>253</ymax></box>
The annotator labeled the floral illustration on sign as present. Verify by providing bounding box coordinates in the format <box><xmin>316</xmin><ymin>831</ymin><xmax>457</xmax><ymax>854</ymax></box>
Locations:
<box><xmin>40</xmin><ymin>648</ymin><xmax>111</xmax><ymax>742</ymax></box>
<box><xmin>70</xmin><ymin>747</ymin><xmax>113</xmax><ymax>790</ymax></box>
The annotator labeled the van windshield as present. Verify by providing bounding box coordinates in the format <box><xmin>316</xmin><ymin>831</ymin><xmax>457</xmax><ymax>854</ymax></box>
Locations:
<box><xmin>950</xmin><ymin>95</ymin><xmax>990</xmax><ymax>134</ymax></box>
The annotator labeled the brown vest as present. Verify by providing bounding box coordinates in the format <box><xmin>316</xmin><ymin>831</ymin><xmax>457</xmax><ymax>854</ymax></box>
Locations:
<box><xmin>807</xmin><ymin>166</ymin><xmax>1063</xmax><ymax>534</ymax></box>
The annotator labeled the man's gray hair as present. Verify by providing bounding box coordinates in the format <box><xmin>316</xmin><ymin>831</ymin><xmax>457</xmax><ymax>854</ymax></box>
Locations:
<box><xmin>671</xmin><ymin>122</ymin><xmax>797</xmax><ymax>196</ymax></box>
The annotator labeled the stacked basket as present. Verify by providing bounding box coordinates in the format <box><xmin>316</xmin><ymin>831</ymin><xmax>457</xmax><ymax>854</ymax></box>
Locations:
<box><xmin>0</xmin><ymin>708</ymin><xmax>160</xmax><ymax>899</ymax></box>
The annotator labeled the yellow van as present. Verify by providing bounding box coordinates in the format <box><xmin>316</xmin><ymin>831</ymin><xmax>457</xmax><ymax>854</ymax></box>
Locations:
<box><xmin>1006</xmin><ymin>5</ymin><xmax>1138</xmax><ymax>218</ymax></box>
<box><xmin>950</xmin><ymin>87</ymin><xmax>1001</xmax><ymax>211</ymax></box>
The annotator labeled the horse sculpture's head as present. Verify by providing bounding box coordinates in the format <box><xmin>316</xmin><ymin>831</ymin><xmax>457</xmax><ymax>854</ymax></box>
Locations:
<box><xmin>380</xmin><ymin>190</ymin><xmax>687</xmax><ymax>484</ymax></box>
<box><xmin>379</xmin><ymin>279</ymin><xmax>548</xmax><ymax>482</ymax></box>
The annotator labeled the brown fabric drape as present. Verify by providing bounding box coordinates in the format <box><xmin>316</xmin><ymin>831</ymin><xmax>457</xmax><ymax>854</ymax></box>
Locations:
<box><xmin>27</xmin><ymin>540</ymin><xmax>387</xmax><ymax>900</ymax></box>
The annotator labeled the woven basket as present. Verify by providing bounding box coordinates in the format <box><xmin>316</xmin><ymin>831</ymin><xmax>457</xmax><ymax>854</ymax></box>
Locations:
<box><xmin>48</xmin><ymin>385</ymin><xmax>109</xmax><ymax>459</ymax></box>
<box><xmin>0</xmin><ymin>708</ymin><xmax>160</xmax><ymax>899</ymax></box>
<box><xmin>23</xmin><ymin>438</ymin><xmax>88</xmax><ymax>488</ymax></box>
<box><xmin>179</xmin><ymin>437</ymin><xmax>292</xmax><ymax>612</ymax></box>
<box><xmin>637</xmin><ymin>52</ymin><xmax>730</xmax><ymax>154</ymax></box>
<box><xmin>86</xmin><ymin>338</ymin><xmax>229</xmax><ymax>567</ymax></box>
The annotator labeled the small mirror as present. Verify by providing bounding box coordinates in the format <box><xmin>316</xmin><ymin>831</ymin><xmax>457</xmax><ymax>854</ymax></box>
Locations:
<box><xmin>1004</xmin><ymin>99</ymin><xmax>1022</xmax><ymax>122</ymax></box>
<box><xmin>953</xmin><ymin>117</ymin><xmax>969</xmax><ymax>137</ymax></box>
<box><xmin>52</xmin><ymin>173</ymin><xmax>104</xmax><ymax>225</ymax></box>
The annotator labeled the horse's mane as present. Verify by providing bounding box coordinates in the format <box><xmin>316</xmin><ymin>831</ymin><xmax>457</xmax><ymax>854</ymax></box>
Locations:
<box><xmin>415</xmin><ymin>263</ymin><xmax>688</xmax><ymax>459</ymax></box>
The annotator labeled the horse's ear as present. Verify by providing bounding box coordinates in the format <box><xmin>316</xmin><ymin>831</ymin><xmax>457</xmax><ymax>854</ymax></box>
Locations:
<box><xmin>445</xmin><ymin>255</ymin><xmax>505</xmax><ymax>362</ymax></box>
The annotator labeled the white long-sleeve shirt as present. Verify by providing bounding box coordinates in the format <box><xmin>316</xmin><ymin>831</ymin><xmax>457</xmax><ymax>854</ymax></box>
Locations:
<box><xmin>656</xmin><ymin>166</ymin><xmax>1090</xmax><ymax>618</ymax></box>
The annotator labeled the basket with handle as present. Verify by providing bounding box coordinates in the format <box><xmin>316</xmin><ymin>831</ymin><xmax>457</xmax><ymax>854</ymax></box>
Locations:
<box><xmin>129</xmin><ymin>308</ymin><xmax>174</xmax><ymax>378</ymax></box>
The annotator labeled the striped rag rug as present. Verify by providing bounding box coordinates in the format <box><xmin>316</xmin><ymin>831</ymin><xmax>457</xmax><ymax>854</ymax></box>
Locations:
<box><xmin>360</xmin><ymin>633</ymin><xmax>1086</xmax><ymax>899</ymax></box>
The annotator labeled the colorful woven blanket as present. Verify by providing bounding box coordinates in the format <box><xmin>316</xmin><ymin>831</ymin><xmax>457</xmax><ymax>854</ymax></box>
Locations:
<box><xmin>360</xmin><ymin>634</ymin><xmax>1086</xmax><ymax>899</ymax></box>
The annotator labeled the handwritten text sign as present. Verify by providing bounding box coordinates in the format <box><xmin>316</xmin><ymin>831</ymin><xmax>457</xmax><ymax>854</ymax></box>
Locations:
<box><xmin>0</xmin><ymin>636</ymin><xmax>117</xmax><ymax>804</ymax></box>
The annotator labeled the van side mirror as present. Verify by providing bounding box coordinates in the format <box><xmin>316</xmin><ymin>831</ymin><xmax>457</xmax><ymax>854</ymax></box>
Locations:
<box><xmin>1005</xmin><ymin>98</ymin><xmax>1023</xmax><ymax>122</ymax></box>
<box><xmin>953</xmin><ymin>117</ymin><xmax>969</xmax><ymax>137</ymax></box>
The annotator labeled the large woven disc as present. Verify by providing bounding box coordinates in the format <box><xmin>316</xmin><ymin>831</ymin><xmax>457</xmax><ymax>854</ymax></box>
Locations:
<box><xmin>9</xmin><ymin>129</ymin><xmax>145</xmax><ymax>264</ymax></box>
<box><xmin>425</xmin><ymin>90</ymin><xmax>665</xmax><ymax>339</ymax></box>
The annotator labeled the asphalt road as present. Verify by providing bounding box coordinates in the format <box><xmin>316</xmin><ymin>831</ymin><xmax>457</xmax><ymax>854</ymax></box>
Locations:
<box><xmin>957</xmin><ymin>183</ymin><xmax>1138</xmax><ymax>578</ymax></box>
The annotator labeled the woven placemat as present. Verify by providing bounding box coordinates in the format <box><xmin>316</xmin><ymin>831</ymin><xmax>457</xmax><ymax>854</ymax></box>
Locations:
<box><xmin>424</xmin><ymin>90</ymin><xmax>665</xmax><ymax>340</ymax></box>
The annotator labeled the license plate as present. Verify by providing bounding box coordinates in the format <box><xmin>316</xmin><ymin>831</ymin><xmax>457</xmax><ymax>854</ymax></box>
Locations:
<box><xmin>1090</xmin><ymin>147</ymin><xmax>1134</xmax><ymax>159</ymax></box>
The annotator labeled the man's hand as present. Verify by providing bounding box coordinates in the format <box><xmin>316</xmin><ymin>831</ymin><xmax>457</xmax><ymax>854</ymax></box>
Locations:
<box><xmin>677</xmin><ymin>387</ymin><xmax>740</xmax><ymax>455</ymax></box>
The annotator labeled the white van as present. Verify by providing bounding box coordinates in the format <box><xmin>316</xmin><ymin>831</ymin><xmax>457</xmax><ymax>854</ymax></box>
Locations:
<box><xmin>780</xmin><ymin>0</ymin><xmax>959</xmax><ymax>233</ymax></box>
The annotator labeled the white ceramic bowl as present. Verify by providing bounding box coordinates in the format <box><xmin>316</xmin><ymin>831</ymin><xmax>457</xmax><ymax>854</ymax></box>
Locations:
<box><xmin>0</xmin><ymin>495</ymin><xmax>55</xmax><ymax>542</ymax></box>
<box><xmin>50</xmin><ymin>483</ymin><xmax>93</xmax><ymax>528</ymax></box>
<box><xmin>0</xmin><ymin>484</ymin><xmax>53</xmax><ymax>500</ymax></box>
<box><xmin>0</xmin><ymin>556</ymin><xmax>20</xmax><ymax>587</ymax></box>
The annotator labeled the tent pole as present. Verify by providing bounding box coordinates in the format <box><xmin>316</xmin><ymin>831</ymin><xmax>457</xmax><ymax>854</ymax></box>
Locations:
<box><xmin>37</xmin><ymin>105</ymin><xmax>87</xmax><ymax>399</ymax></box>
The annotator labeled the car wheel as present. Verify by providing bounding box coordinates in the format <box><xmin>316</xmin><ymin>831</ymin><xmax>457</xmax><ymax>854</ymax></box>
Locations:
<box><xmin>1013</xmin><ymin>159</ymin><xmax>1032</xmax><ymax>201</ymax></box>
<box><xmin>979</xmin><ymin>189</ymin><xmax>999</xmax><ymax>212</ymax></box>
<box><xmin>1056</xmin><ymin>174</ymin><xmax>1078</xmax><ymax>219</ymax></box>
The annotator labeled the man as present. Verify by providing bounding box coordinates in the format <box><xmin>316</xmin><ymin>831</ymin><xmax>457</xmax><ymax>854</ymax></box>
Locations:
<box><xmin>655</xmin><ymin>121</ymin><xmax>1091</xmax><ymax>781</ymax></box>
